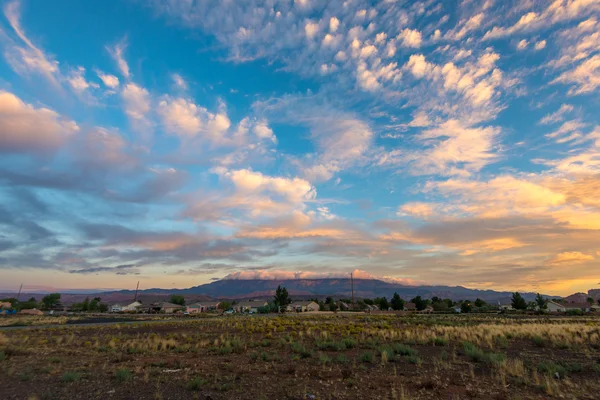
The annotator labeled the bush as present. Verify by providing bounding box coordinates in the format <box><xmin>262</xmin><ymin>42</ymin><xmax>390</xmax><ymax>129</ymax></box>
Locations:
<box><xmin>405</xmin><ymin>354</ymin><xmax>422</xmax><ymax>365</ymax></box>
<box><xmin>531</xmin><ymin>335</ymin><xmax>545</xmax><ymax>347</ymax></box>
<box><xmin>341</xmin><ymin>337</ymin><xmax>357</xmax><ymax>349</ymax></box>
<box><xmin>61</xmin><ymin>372</ymin><xmax>82</xmax><ymax>382</ymax></box>
<box><xmin>335</xmin><ymin>354</ymin><xmax>349</xmax><ymax>364</ymax></box>
<box><xmin>115</xmin><ymin>368</ymin><xmax>133</xmax><ymax>383</ymax></box>
<box><xmin>393</xmin><ymin>344</ymin><xmax>417</xmax><ymax>357</ymax></box>
<box><xmin>433</xmin><ymin>337</ymin><xmax>448</xmax><ymax>346</ymax></box>
<box><xmin>291</xmin><ymin>343</ymin><xmax>312</xmax><ymax>359</ymax></box>
<box><xmin>187</xmin><ymin>377</ymin><xmax>207</xmax><ymax>391</ymax></box>
<box><xmin>537</xmin><ymin>362</ymin><xmax>566</xmax><ymax>377</ymax></box>
<box><xmin>567</xmin><ymin>309</ymin><xmax>584</xmax><ymax>316</ymax></box>
<box><xmin>319</xmin><ymin>353</ymin><xmax>332</xmax><ymax>365</ymax></box>
<box><xmin>360</xmin><ymin>352</ymin><xmax>374</xmax><ymax>363</ymax></box>
<box><xmin>462</xmin><ymin>342</ymin><xmax>505</xmax><ymax>366</ymax></box>
<box><xmin>0</xmin><ymin>351</ymin><xmax>6</xmax><ymax>361</ymax></box>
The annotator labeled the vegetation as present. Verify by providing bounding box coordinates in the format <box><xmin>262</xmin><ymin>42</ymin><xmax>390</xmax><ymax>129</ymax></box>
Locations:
<box><xmin>273</xmin><ymin>285</ymin><xmax>291</xmax><ymax>309</ymax></box>
<box><xmin>390</xmin><ymin>292</ymin><xmax>405</xmax><ymax>311</ymax></box>
<box><xmin>41</xmin><ymin>293</ymin><xmax>61</xmax><ymax>310</ymax></box>
<box><xmin>170</xmin><ymin>295</ymin><xmax>186</xmax><ymax>306</ymax></box>
<box><xmin>511</xmin><ymin>292</ymin><xmax>527</xmax><ymax>310</ymax></box>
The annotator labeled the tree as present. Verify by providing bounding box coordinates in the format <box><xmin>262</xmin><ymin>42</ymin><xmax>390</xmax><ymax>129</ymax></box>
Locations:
<box><xmin>474</xmin><ymin>298</ymin><xmax>486</xmax><ymax>308</ymax></box>
<box><xmin>535</xmin><ymin>293</ymin><xmax>547</xmax><ymax>310</ymax></box>
<box><xmin>218</xmin><ymin>301</ymin><xmax>232</xmax><ymax>311</ymax></box>
<box><xmin>41</xmin><ymin>293</ymin><xmax>61</xmax><ymax>310</ymax></box>
<box><xmin>19</xmin><ymin>297</ymin><xmax>38</xmax><ymax>310</ymax></box>
<box><xmin>390</xmin><ymin>293</ymin><xmax>405</xmax><ymax>311</ymax></box>
<box><xmin>98</xmin><ymin>303</ymin><xmax>109</xmax><ymax>313</ymax></box>
<box><xmin>444</xmin><ymin>298</ymin><xmax>454</xmax><ymax>308</ymax></box>
<box><xmin>274</xmin><ymin>285</ymin><xmax>291</xmax><ymax>309</ymax></box>
<box><xmin>325</xmin><ymin>296</ymin><xmax>334</xmax><ymax>304</ymax></box>
<box><xmin>81</xmin><ymin>297</ymin><xmax>90</xmax><ymax>312</ymax></box>
<box><xmin>410</xmin><ymin>296</ymin><xmax>428</xmax><ymax>311</ymax></box>
<box><xmin>88</xmin><ymin>297</ymin><xmax>101</xmax><ymax>312</ymax></box>
<box><xmin>431</xmin><ymin>296</ymin><xmax>441</xmax><ymax>304</ymax></box>
<box><xmin>170</xmin><ymin>295</ymin><xmax>185</xmax><ymax>306</ymax></box>
<box><xmin>587</xmin><ymin>297</ymin><xmax>595</xmax><ymax>306</ymax></box>
<box><xmin>0</xmin><ymin>298</ymin><xmax>18</xmax><ymax>308</ymax></box>
<box><xmin>511</xmin><ymin>292</ymin><xmax>527</xmax><ymax>310</ymax></box>
<box><xmin>375</xmin><ymin>297</ymin><xmax>389</xmax><ymax>311</ymax></box>
<box><xmin>363</xmin><ymin>298</ymin><xmax>374</xmax><ymax>305</ymax></box>
<box><xmin>432</xmin><ymin>301</ymin><xmax>449</xmax><ymax>312</ymax></box>
<box><xmin>328</xmin><ymin>302</ymin><xmax>337</xmax><ymax>312</ymax></box>
<box><xmin>461</xmin><ymin>301</ymin><xmax>472</xmax><ymax>313</ymax></box>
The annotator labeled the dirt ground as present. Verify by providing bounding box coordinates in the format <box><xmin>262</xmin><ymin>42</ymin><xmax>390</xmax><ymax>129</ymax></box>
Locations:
<box><xmin>1</xmin><ymin>313</ymin><xmax>599</xmax><ymax>399</ymax></box>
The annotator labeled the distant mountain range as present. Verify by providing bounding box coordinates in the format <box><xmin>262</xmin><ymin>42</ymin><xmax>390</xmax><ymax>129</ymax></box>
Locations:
<box><xmin>115</xmin><ymin>278</ymin><xmax>543</xmax><ymax>303</ymax></box>
<box><xmin>3</xmin><ymin>278</ymin><xmax>575</xmax><ymax>305</ymax></box>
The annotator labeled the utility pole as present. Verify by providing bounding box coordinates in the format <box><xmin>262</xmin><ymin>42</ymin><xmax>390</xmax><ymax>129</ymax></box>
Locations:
<box><xmin>134</xmin><ymin>281</ymin><xmax>140</xmax><ymax>302</ymax></box>
<box><xmin>351</xmin><ymin>272</ymin><xmax>355</xmax><ymax>310</ymax></box>
<box><xmin>17</xmin><ymin>283</ymin><xmax>23</xmax><ymax>301</ymax></box>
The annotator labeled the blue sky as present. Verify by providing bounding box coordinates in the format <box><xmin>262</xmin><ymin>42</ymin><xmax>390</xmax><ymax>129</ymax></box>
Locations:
<box><xmin>0</xmin><ymin>0</ymin><xmax>599</xmax><ymax>295</ymax></box>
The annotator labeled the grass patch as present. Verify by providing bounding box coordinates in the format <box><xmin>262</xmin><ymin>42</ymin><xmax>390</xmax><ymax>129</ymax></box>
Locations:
<box><xmin>318</xmin><ymin>353</ymin><xmax>332</xmax><ymax>365</ymax></box>
<box><xmin>291</xmin><ymin>343</ymin><xmax>312</xmax><ymax>359</ymax></box>
<box><xmin>187</xmin><ymin>377</ymin><xmax>208</xmax><ymax>391</ymax></box>
<box><xmin>462</xmin><ymin>342</ymin><xmax>505</xmax><ymax>366</ymax></box>
<box><xmin>335</xmin><ymin>354</ymin><xmax>349</xmax><ymax>364</ymax></box>
<box><xmin>531</xmin><ymin>336</ymin><xmax>545</xmax><ymax>347</ymax></box>
<box><xmin>0</xmin><ymin>351</ymin><xmax>6</xmax><ymax>361</ymax></box>
<box><xmin>61</xmin><ymin>372</ymin><xmax>82</xmax><ymax>382</ymax></box>
<box><xmin>360</xmin><ymin>352</ymin><xmax>374</xmax><ymax>363</ymax></box>
<box><xmin>115</xmin><ymin>368</ymin><xmax>133</xmax><ymax>383</ymax></box>
<box><xmin>405</xmin><ymin>354</ymin><xmax>422</xmax><ymax>365</ymax></box>
<box><xmin>393</xmin><ymin>344</ymin><xmax>417</xmax><ymax>357</ymax></box>
<box><xmin>537</xmin><ymin>361</ymin><xmax>566</xmax><ymax>377</ymax></box>
<box><xmin>433</xmin><ymin>337</ymin><xmax>448</xmax><ymax>346</ymax></box>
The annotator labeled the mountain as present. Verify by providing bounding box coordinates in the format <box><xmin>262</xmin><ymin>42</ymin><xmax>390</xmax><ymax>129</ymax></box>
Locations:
<box><xmin>161</xmin><ymin>278</ymin><xmax>539</xmax><ymax>302</ymax></box>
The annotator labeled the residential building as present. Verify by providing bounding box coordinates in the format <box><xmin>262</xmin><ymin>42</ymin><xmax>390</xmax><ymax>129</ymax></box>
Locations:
<box><xmin>564</xmin><ymin>303</ymin><xmax>592</xmax><ymax>312</ymax></box>
<box><xmin>123</xmin><ymin>301</ymin><xmax>143</xmax><ymax>312</ymax></box>
<box><xmin>147</xmin><ymin>302</ymin><xmax>184</xmax><ymax>313</ymax></box>
<box><xmin>233</xmin><ymin>301</ymin><xmax>268</xmax><ymax>313</ymax></box>
<box><xmin>187</xmin><ymin>302</ymin><xmax>221</xmax><ymax>314</ymax></box>
<box><xmin>288</xmin><ymin>301</ymin><xmax>319</xmax><ymax>312</ymax></box>
<box><xmin>404</xmin><ymin>302</ymin><xmax>417</xmax><ymax>311</ymax></box>
<box><xmin>547</xmin><ymin>301</ymin><xmax>566</xmax><ymax>312</ymax></box>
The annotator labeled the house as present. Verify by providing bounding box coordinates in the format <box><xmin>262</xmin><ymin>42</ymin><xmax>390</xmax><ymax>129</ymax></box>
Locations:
<box><xmin>233</xmin><ymin>301</ymin><xmax>268</xmax><ymax>313</ymax></box>
<box><xmin>187</xmin><ymin>302</ymin><xmax>221</xmax><ymax>314</ymax></box>
<box><xmin>19</xmin><ymin>308</ymin><xmax>44</xmax><ymax>316</ymax></box>
<box><xmin>338</xmin><ymin>301</ymin><xmax>351</xmax><ymax>311</ymax></box>
<box><xmin>547</xmin><ymin>301</ymin><xmax>567</xmax><ymax>312</ymax></box>
<box><xmin>365</xmin><ymin>304</ymin><xmax>379</xmax><ymax>312</ymax></box>
<box><xmin>123</xmin><ymin>301</ymin><xmax>143</xmax><ymax>312</ymax></box>
<box><xmin>499</xmin><ymin>304</ymin><xmax>514</xmax><ymax>311</ymax></box>
<box><xmin>420</xmin><ymin>305</ymin><xmax>434</xmax><ymax>313</ymax></box>
<box><xmin>288</xmin><ymin>301</ymin><xmax>319</xmax><ymax>312</ymax></box>
<box><xmin>0</xmin><ymin>301</ymin><xmax>12</xmax><ymax>309</ymax></box>
<box><xmin>147</xmin><ymin>302</ymin><xmax>184</xmax><ymax>314</ymax></box>
<box><xmin>404</xmin><ymin>302</ymin><xmax>417</xmax><ymax>311</ymax></box>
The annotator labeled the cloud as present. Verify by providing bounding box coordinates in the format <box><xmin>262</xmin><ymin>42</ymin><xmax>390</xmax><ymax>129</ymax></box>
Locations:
<box><xmin>0</xmin><ymin>90</ymin><xmax>79</xmax><ymax>154</ymax></box>
<box><xmin>96</xmin><ymin>71</ymin><xmax>119</xmax><ymax>88</ymax></box>
<box><xmin>549</xmin><ymin>251</ymin><xmax>594</xmax><ymax>265</ymax></box>
<box><xmin>535</xmin><ymin>40</ymin><xmax>547</xmax><ymax>50</ymax></box>
<box><xmin>67</xmin><ymin>66</ymin><xmax>97</xmax><ymax>93</ymax></box>
<box><xmin>517</xmin><ymin>39</ymin><xmax>528</xmax><ymax>50</ymax></box>
<box><xmin>2</xmin><ymin>0</ymin><xmax>60</xmax><ymax>85</ymax></box>
<box><xmin>551</xmin><ymin>55</ymin><xmax>600</xmax><ymax>94</ymax></box>
<box><xmin>171</xmin><ymin>73</ymin><xmax>187</xmax><ymax>90</ymax></box>
<box><xmin>122</xmin><ymin>83</ymin><xmax>152</xmax><ymax>134</ymax></box>
<box><xmin>107</xmin><ymin>38</ymin><xmax>130</xmax><ymax>79</ymax></box>
<box><xmin>397</xmin><ymin>28</ymin><xmax>422</xmax><ymax>48</ymax></box>
<box><xmin>540</xmin><ymin>104</ymin><xmax>574</xmax><ymax>124</ymax></box>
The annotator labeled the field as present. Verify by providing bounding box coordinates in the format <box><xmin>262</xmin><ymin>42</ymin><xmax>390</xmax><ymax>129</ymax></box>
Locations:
<box><xmin>1</xmin><ymin>314</ymin><xmax>599</xmax><ymax>399</ymax></box>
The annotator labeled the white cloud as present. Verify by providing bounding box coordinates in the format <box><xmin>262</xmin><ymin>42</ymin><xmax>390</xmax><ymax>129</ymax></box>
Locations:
<box><xmin>517</xmin><ymin>39</ymin><xmax>528</xmax><ymax>50</ymax></box>
<box><xmin>535</xmin><ymin>40</ymin><xmax>547</xmax><ymax>50</ymax></box>
<box><xmin>96</xmin><ymin>71</ymin><xmax>119</xmax><ymax>88</ymax></box>
<box><xmin>304</xmin><ymin>21</ymin><xmax>320</xmax><ymax>39</ymax></box>
<box><xmin>2</xmin><ymin>0</ymin><xmax>60</xmax><ymax>85</ymax></box>
<box><xmin>397</xmin><ymin>28</ymin><xmax>422</xmax><ymax>48</ymax></box>
<box><xmin>172</xmin><ymin>73</ymin><xmax>188</xmax><ymax>90</ymax></box>
<box><xmin>0</xmin><ymin>90</ymin><xmax>78</xmax><ymax>154</ymax></box>
<box><xmin>551</xmin><ymin>54</ymin><xmax>600</xmax><ymax>94</ymax></box>
<box><xmin>329</xmin><ymin>17</ymin><xmax>340</xmax><ymax>32</ymax></box>
<box><xmin>540</xmin><ymin>104</ymin><xmax>573</xmax><ymax>124</ymax></box>
<box><xmin>252</xmin><ymin>120</ymin><xmax>276</xmax><ymax>142</ymax></box>
<box><xmin>67</xmin><ymin>66</ymin><xmax>92</xmax><ymax>93</ymax></box>
<box><xmin>107</xmin><ymin>38</ymin><xmax>130</xmax><ymax>79</ymax></box>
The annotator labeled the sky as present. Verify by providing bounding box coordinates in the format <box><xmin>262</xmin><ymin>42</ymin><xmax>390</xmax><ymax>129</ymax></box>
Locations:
<box><xmin>0</xmin><ymin>0</ymin><xmax>599</xmax><ymax>296</ymax></box>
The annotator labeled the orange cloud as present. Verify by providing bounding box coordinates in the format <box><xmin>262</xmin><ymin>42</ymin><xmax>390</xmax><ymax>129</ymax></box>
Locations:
<box><xmin>548</xmin><ymin>251</ymin><xmax>595</xmax><ymax>265</ymax></box>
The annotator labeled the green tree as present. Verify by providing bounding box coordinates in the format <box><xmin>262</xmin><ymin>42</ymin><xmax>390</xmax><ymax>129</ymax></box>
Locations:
<box><xmin>218</xmin><ymin>301</ymin><xmax>232</xmax><ymax>311</ymax></box>
<box><xmin>375</xmin><ymin>297</ymin><xmax>389</xmax><ymax>310</ymax></box>
<box><xmin>273</xmin><ymin>285</ymin><xmax>291</xmax><ymax>309</ymax></box>
<box><xmin>410</xmin><ymin>296</ymin><xmax>428</xmax><ymax>311</ymax></box>
<box><xmin>511</xmin><ymin>292</ymin><xmax>527</xmax><ymax>310</ymax></box>
<box><xmin>0</xmin><ymin>298</ymin><xmax>18</xmax><ymax>308</ymax></box>
<box><xmin>362</xmin><ymin>298</ymin><xmax>374</xmax><ymax>305</ymax></box>
<box><xmin>444</xmin><ymin>298</ymin><xmax>454</xmax><ymax>308</ymax></box>
<box><xmin>535</xmin><ymin>293</ymin><xmax>547</xmax><ymax>310</ymax></box>
<box><xmin>98</xmin><ymin>303</ymin><xmax>109</xmax><ymax>313</ymax></box>
<box><xmin>88</xmin><ymin>297</ymin><xmax>101</xmax><ymax>312</ymax></box>
<box><xmin>19</xmin><ymin>297</ymin><xmax>38</xmax><ymax>310</ymax></box>
<box><xmin>430</xmin><ymin>296</ymin><xmax>441</xmax><ymax>304</ymax></box>
<box><xmin>328</xmin><ymin>302</ymin><xmax>337</xmax><ymax>311</ymax></box>
<box><xmin>587</xmin><ymin>297</ymin><xmax>595</xmax><ymax>306</ymax></box>
<box><xmin>432</xmin><ymin>301</ymin><xmax>449</xmax><ymax>312</ymax></box>
<box><xmin>390</xmin><ymin>293</ymin><xmax>405</xmax><ymax>311</ymax></box>
<box><xmin>325</xmin><ymin>296</ymin><xmax>333</xmax><ymax>304</ymax></box>
<box><xmin>527</xmin><ymin>301</ymin><xmax>537</xmax><ymax>311</ymax></box>
<box><xmin>170</xmin><ymin>295</ymin><xmax>186</xmax><ymax>306</ymax></box>
<box><xmin>41</xmin><ymin>293</ymin><xmax>61</xmax><ymax>310</ymax></box>
<box><xmin>461</xmin><ymin>301</ymin><xmax>472</xmax><ymax>313</ymax></box>
<box><xmin>81</xmin><ymin>297</ymin><xmax>90</xmax><ymax>312</ymax></box>
<box><xmin>474</xmin><ymin>298</ymin><xmax>486</xmax><ymax>308</ymax></box>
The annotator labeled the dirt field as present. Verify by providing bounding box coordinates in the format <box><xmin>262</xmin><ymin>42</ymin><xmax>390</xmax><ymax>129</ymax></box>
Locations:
<box><xmin>1</xmin><ymin>313</ymin><xmax>599</xmax><ymax>399</ymax></box>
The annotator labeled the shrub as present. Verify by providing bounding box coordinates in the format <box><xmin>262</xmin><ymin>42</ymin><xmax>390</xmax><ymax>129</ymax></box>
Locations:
<box><xmin>433</xmin><ymin>337</ymin><xmax>448</xmax><ymax>346</ymax></box>
<box><xmin>319</xmin><ymin>353</ymin><xmax>332</xmax><ymax>365</ymax></box>
<box><xmin>291</xmin><ymin>343</ymin><xmax>312</xmax><ymax>359</ymax></box>
<box><xmin>115</xmin><ymin>368</ymin><xmax>133</xmax><ymax>383</ymax></box>
<box><xmin>360</xmin><ymin>352</ymin><xmax>374</xmax><ymax>363</ymax></box>
<box><xmin>405</xmin><ymin>354</ymin><xmax>422</xmax><ymax>365</ymax></box>
<box><xmin>335</xmin><ymin>354</ymin><xmax>349</xmax><ymax>364</ymax></box>
<box><xmin>531</xmin><ymin>336</ymin><xmax>545</xmax><ymax>347</ymax></box>
<box><xmin>537</xmin><ymin>362</ymin><xmax>566</xmax><ymax>377</ymax></box>
<box><xmin>393</xmin><ymin>344</ymin><xmax>417</xmax><ymax>357</ymax></box>
<box><xmin>187</xmin><ymin>377</ymin><xmax>207</xmax><ymax>391</ymax></box>
<box><xmin>564</xmin><ymin>363</ymin><xmax>583</xmax><ymax>373</ymax></box>
<box><xmin>341</xmin><ymin>337</ymin><xmax>357</xmax><ymax>349</ymax></box>
<box><xmin>463</xmin><ymin>342</ymin><xmax>486</xmax><ymax>363</ymax></box>
<box><xmin>61</xmin><ymin>372</ymin><xmax>82</xmax><ymax>382</ymax></box>
<box><xmin>0</xmin><ymin>351</ymin><xmax>5</xmax><ymax>361</ymax></box>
